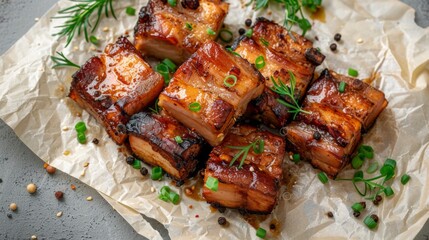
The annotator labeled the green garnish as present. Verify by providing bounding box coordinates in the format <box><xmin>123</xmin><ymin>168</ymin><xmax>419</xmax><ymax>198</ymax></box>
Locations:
<box><xmin>351</xmin><ymin>155</ymin><xmax>364</xmax><ymax>169</ymax></box>
<box><xmin>383</xmin><ymin>186</ymin><xmax>394</xmax><ymax>197</ymax></box>
<box><xmin>77</xmin><ymin>132</ymin><xmax>87</xmax><ymax>144</ymax></box>
<box><xmin>159</xmin><ymin>186</ymin><xmax>180</xmax><ymax>204</ymax></box>
<box><xmin>207</xmin><ymin>28</ymin><xmax>216</xmax><ymax>36</ymax></box>
<box><xmin>366</xmin><ymin>162</ymin><xmax>379</xmax><ymax>174</ymax></box>
<box><xmin>162</xmin><ymin>58</ymin><xmax>177</xmax><ymax>72</ymax></box>
<box><xmin>89</xmin><ymin>35</ymin><xmax>99</xmax><ymax>45</ymax></box>
<box><xmin>401</xmin><ymin>174</ymin><xmax>411</xmax><ymax>185</ymax></box>
<box><xmin>132</xmin><ymin>159</ymin><xmax>142</xmax><ymax>169</ymax></box>
<box><xmin>358</xmin><ymin>145</ymin><xmax>374</xmax><ymax>159</ymax></box>
<box><xmin>125</xmin><ymin>6</ymin><xmax>136</xmax><ymax>16</ymax></box>
<box><xmin>292</xmin><ymin>153</ymin><xmax>300</xmax><ymax>163</ymax></box>
<box><xmin>227</xmin><ymin>139</ymin><xmax>264</xmax><ymax>169</ymax></box>
<box><xmin>338</xmin><ymin>81</ymin><xmax>346</xmax><ymax>93</ymax></box>
<box><xmin>363</xmin><ymin>215</ymin><xmax>378</xmax><ymax>229</ymax></box>
<box><xmin>348</xmin><ymin>68</ymin><xmax>359</xmax><ymax>77</ymax></box>
<box><xmin>189</xmin><ymin>102</ymin><xmax>201</xmax><ymax>112</ymax></box>
<box><xmin>51</xmin><ymin>52</ymin><xmax>80</xmax><ymax>69</ymax></box>
<box><xmin>75</xmin><ymin>121</ymin><xmax>87</xmax><ymax>132</ymax></box>
<box><xmin>260</xmin><ymin>37</ymin><xmax>269</xmax><ymax>46</ymax></box>
<box><xmin>219</xmin><ymin>29</ymin><xmax>233</xmax><ymax>43</ymax></box>
<box><xmin>168</xmin><ymin>0</ymin><xmax>177</xmax><ymax>7</ymax></box>
<box><xmin>245</xmin><ymin>28</ymin><xmax>253</xmax><ymax>38</ymax></box>
<box><xmin>52</xmin><ymin>0</ymin><xmax>117</xmax><ymax>47</ymax></box>
<box><xmin>255</xmin><ymin>55</ymin><xmax>266</xmax><ymax>70</ymax></box>
<box><xmin>151</xmin><ymin>166</ymin><xmax>163</xmax><ymax>180</ymax></box>
<box><xmin>351</xmin><ymin>202</ymin><xmax>365</xmax><ymax>213</ymax></box>
<box><xmin>156</xmin><ymin>63</ymin><xmax>170</xmax><ymax>84</ymax></box>
<box><xmin>256</xmin><ymin>227</ymin><xmax>266</xmax><ymax>238</ymax></box>
<box><xmin>226</xmin><ymin>47</ymin><xmax>241</xmax><ymax>57</ymax></box>
<box><xmin>149</xmin><ymin>99</ymin><xmax>161</xmax><ymax>114</ymax></box>
<box><xmin>270</xmin><ymin>71</ymin><xmax>310</xmax><ymax>119</ymax></box>
<box><xmin>317</xmin><ymin>172</ymin><xmax>328</xmax><ymax>184</ymax></box>
<box><xmin>174</xmin><ymin>136</ymin><xmax>183</xmax><ymax>144</ymax></box>
<box><xmin>205</xmin><ymin>176</ymin><xmax>219</xmax><ymax>192</ymax></box>
<box><xmin>185</xmin><ymin>22</ymin><xmax>193</xmax><ymax>31</ymax></box>
<box><xmin>223</xmin><ymin>75</ymin><xmax>237</xmax><ymax>88</ymax></box>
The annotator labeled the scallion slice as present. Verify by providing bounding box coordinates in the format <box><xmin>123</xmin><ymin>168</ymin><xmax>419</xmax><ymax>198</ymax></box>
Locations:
<box><xmin>168</xmin><ymin>0</ymin><xmax>177</xmax><ymax>7</ymax></box>
<box><xmin>89</xmin><ymin>35</ymin><xmax>99</xmax><ymax>45</ymax></box>
<box><xmin>292</xmin><ymin>153</ymin><xmax>300</xmax><ymax>163</ymax></box>
<box><xmin>207</xmin><ymin>28</ymin><xmax>216</xmax><ymax>36</ymax></box>
<box><xmin>205</xmin><ymin>176</ymin><xmax>219</xmax><ymax>192</ymax></box>
<box><xmin>169</xmin><ymin>191</ymin><xmax>180</xmax><ymax>204</ymax></box>
<box><xmin>132</xmin><ymin>159</ymin><xmax>142</xmax><ymax>169</ymax></box>
<box><xmin>384</xmin><ymin>186</ymin><xmax>394</xmax><ymax>197</ymax></box>
<box><xmin>358</xmin><ymin>145</ymin><xmax>374</xmax><ymax>159</ymax></box>
<box><xmin>174</xmin><ymin>136</ymin><xmax>183</xmax><ymax>144</ymax></box>
<box><xmin>189</xmin><ymin>102</ymin><xmax>201</xmax><ymax>112</ymax></box>
<box><xmin>151</xmin><ymin>166</ymin><xmax>163</xmax><ymax>180</ymax></box>
<box><xmin>252</xmin><ymin>139</ymin><xmax>265</xmax><ymax>154</ymax></box>
<box><xmin>338</xmin><ymin>81</ymin><xmax>346</xmax><ymax>93</ymax></box>
<box><xmin>75</xmin><ymin>121</ymin><xmax>87</xmax><ymax>133</ymax></box>
<box><xmin>256</xmin><ymin>227</ymin><xmax>266</xmax><ymax>238</ymax></box>
<box><xmin>260</xmin><ymin>37</ymin><xmax>269</xmax><ymax>46</ymax></box>
<box><xmin>77</xmin><ymin>132</ymin><xmax>87</xmax><ymax>144</ymax></box>
<box><xmin>185</xmin><ymin>22</ymin><xmax>193</xmax><ymax>31</ymax></box>
<box><xmin>125</xmin><ymin>6</ymin><xmax>136</xmax><ymax>16</ymax></box>
<box><xmin>156</xmin><ymin>63</ymin><xmax>171</xmax><ymax>85</ymax></box>
<box><xmin>318</xmin><ymin>172</ymin><xmax>328</xmax><ymax>184</ymax></box>
<box><xmin>363</xmin><ymin>215</ymin><xmax>378</xmax><ymax>229</ymax></box>
<box><xmin>162</xmin><ymin>58</ymin><xmax>177</xmax><ymax>72</ymax></box>
<box><xmin>351</xmin><ymin>202</ymin><xmax>365</xmax><ymax>212</ymax></box>
<box><xmin>223</xmin><ymin>75</ymin><xmax>237</xmax><ymax>88</ymax></box>
<box><xmin>401</xmin><ymin>174</ymin><xmax>411</xmax><ymax>185</ymax></box>
<box><xmin>219</xmin><ymin>29</ymin><xmax>233</xmax><ymax>43</ymax></box>
<box><xmin>255</xmin><ymin>55</ymin><xmax>265</xmax><ymax>70</ymax></box>
<box><xmin>245</xmin><ymin>28</ymin><xmax>253</xmax><ymax>38</ymax></box>
<box><xmin>348</xmin><ymin>68</ymin><xmax>359</xmax><ymax>77</ymax></box>
<box><xmin>366</xmin><ymin>162</ymin><xmax>379</xmax><ymax>174</ymax></box>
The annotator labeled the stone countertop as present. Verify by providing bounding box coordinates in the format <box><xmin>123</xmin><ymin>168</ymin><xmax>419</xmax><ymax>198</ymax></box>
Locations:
<box><xmin>0</xmin><ymin>0</ymin><xmax>428</xmax><ymax>239</ymax></box>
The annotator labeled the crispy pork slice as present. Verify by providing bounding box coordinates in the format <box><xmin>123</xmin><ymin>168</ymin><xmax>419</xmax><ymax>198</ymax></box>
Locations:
<box><xmin>134</xmin><ymin>0</ymin><xmax>229</xmax><ymax>63</ymax></box>
<box><xmin>158</xmin><ymin>41</ymin><xmax>264</xmax><ymax>146</ymax></box>
<box><xmin>69</xmin><ymin>36</ymin><xmax>164</xmax><ymax>144</ymax></box>
<box><xmin>127</xmin><ymin>112</ymin><xmax>205</xmax><ymax>181</ymax></box>
<box><xmin>285</xmin><ymin>102</ymin><xmax>362</xmax><ymax>177</ymax></box>
<box><xmin>233</xmin><ymin>17</ymin><xmax>325</xmax><ymax>128</ymax></box>
<box><xmin>202</xmin><ymin>125</ymin><xmax>285</xmax><ymax>214</ymax></box>
<box><xmin>305</xmin><ymin>69</ymin><xmax>388</xmax><ymax>131</ymax></box>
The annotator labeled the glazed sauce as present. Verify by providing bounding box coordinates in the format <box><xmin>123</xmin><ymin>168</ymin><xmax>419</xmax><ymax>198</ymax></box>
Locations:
<box><xmin>310</xmin><ymin>7</ymin><xmax>326</xmax><ymax>23</ymax></box>
<box><xmin>209</xmin><ymin>206</ymin><xmax>217</xmax><ymax>213</ymax></box>
<box><xmin>269</xmin><ymin>219</ymin><xmax>281</xmax><ymax>237</ymax></box>
<box><xmin>242</xmin><ymin>214</ymin><xmax>269</xmax><ymax>229</ymax></box>
<box><xmin>363</xmin><ymin>71</ymin><xmax>380</xmax><ymax>85</ymax></box>
<box><xmin>184</xmin><ymin>175</ymin><xmax>205</xmax><ymax>201</ymax></box>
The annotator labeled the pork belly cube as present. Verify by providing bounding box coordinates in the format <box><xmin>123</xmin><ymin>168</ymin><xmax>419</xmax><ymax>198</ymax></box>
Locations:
<box><xmin>127</xmin><ymin>112</ymin><xmax>205</xmax><ymax>181</ymax></box>
<box><xmin>233</xmin><ymin>17</ymin><xmax>325</xmax><ymax>128</ymax></box>
<box><xmin>158</xmin><ymin>41</ymin><xmax>264</xmax><ymax>146</ymax></box>
<box><xmin>202</xmin><ymin>125</ymin><xmax>285</xmax><ymax>214</ymax></box>
<box><xmin>285</xmin><ymin>102</ymin><xmax>362</xmax><ymax>177</ymax></box>
<box><xmin>305</xmin><ymin>69</ymin><xmax>388</xmax><ymax>131</ymax></box>
<box><xmin>134</xmin><ymin>0</ymin><xmax>229</xmax><ymax>63</ymax></box>
<box><xmin>69</xmin><ymin>36</ymin><xmax>164</xmax><ymax>144</ymax></box>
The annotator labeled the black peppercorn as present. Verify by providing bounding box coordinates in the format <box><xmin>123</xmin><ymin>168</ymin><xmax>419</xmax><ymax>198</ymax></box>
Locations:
<box><xmin>313</xmin><ymin>131</ymin><xmax>321</xmax><ymax>140</ymax></box>
<box><xmin>373</xmin><ymin>199</ymin><xmax>379</xmax><ymax>206</ymax></box>
<box><xmin>245</xmin><ymin>19</ymin><xmax>252</xmax><ymax>27</ymax></box>
<box><xmin>330</xmin><ymin>43</ymin><xmax>337</xmax><ymax>51</ymax></box>
<box><xmin>353</xmin><ymin>211</ymin><xmax>361</xmax><ymax>218</ymax></box>
<box><xmin>218</xmin><ymin>217</ymin><xmax>227</xmax><ymax>225</ymax></box>
<box><xmin>270</xmin><ymin>223</ymin><xmax>276</xmax><ymax>230</ymax></box>
<box><xmin>140</xmin><ymin>167</ymin><xmax>148</xmax><ymax>176</ymax></box>
<box><xmin>327</xmin><ymin>212</ymin><xmax>334</xmax><ymax>218</ymax></box>
<box><xmin>181</xmin><ymin>0</ymin><xmax>199</xmax><ymax>10</ymax></box>
<box><xmin>334</xmin><ymin>33</ymin><xmax>342</xmax><ymax>41</ymax></box>
<box><xmin>238</xmin><ymin>28</ymin><xmax>246</xmax><ymax>35</ymax></box>
<box><xmin>359</xmin><ymin>202</ymin><xmax>366</xmax><ymax>209</ymax></box>
<box><xmin>92</xmin><ymin>138</ymin><xmax>99</xmax><ymax>145</ymax></box>
<box><xmin>375</xmin><ymin>195</ymin><xmax>382</xmax><ymax>202</ymax></box>
<box><xmin>371</xmin><ymin>214</ymin><xmax>379</xmax><ymax>223</ymax></box>
<box><xmin>126</xmin><ymin>156</ymin><xmax>135</xmax><ymax>165</ymax></box>
<box><xmin>7</xmin><ymin>213</ymin><xmax>12</xmax><ymax>219</ymax></box>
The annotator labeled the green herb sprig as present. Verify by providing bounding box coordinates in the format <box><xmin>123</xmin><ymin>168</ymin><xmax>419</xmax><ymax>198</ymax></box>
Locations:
<box><xmin>149</xmin><ymin>99</ymin><xmax>161</xmax><ymax>114</ymax></box>
<box><xmin>51</xmin><ymin>51</ymin><xmax>80</xmax><ymax>68</ymax></box>
<box><xmin>227</xmin><ymin>139</ymin><xmax>264</xmax><ymax>169</ymax></box>
<box><xmin>270</xmin><ymin>71</ymin><xmax>309</xmax><ymax>119</ymax></box>
<box><xmin>53</xmin><ymin>0</ymin><xmax>117</xmax><ymax>47</ymax></box>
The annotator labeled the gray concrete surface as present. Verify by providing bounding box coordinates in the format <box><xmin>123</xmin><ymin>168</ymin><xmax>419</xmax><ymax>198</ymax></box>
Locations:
<box><xmin>0</xmin><ymin>0</ymin><xmax>428</xmax><ymax>239</ymax></box>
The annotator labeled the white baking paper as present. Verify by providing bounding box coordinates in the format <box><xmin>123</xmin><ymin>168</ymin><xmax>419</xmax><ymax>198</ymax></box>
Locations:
<box><xmin>1</xmin><ymin>0</ymin><xmax>429</xmax><ymax>239</ymax></box>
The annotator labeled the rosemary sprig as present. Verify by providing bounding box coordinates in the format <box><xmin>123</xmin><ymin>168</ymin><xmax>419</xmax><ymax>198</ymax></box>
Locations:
<box><xmin>271</xmin><ymin>71</ymin><xmax>309</xmax><ymax>119</ymax></box>
<box><xmin>149</xmin><ymin>99</ymin><xmax>161</xmax><ymax>114</ymax></box>
<box><xmin>51</xmin><ymin>51</ymin><xmax>80</xmax><ymax>68</ymax></box>
<box><xmin>227</xmin><ymin>139</ymin><xmax>264</xmax><ymax>169</ymax></box>
<box><xmin>247</xmin><ymin>0</ymin><xmax>322</xmax><ymax>36</ymax></box>
<box><xmin>53</xmin><ymin>0</ymin><xmax>117</xmax><ymax>47</ymax></box>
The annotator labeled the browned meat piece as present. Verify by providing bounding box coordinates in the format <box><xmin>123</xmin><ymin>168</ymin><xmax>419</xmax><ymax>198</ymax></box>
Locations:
<box><xmin>69</xmin><ymin>36</ymin><xmax>164</xmax><ymax>144</ymax></box>
<box><xmin>202</xmin><ymin>125</ymin><xmax>285</xmax><ymax>214</ymax></box>
<box><xmin>158</xmin><ymin>41</ymin><xmax>264</xmax><ymax>146</ymax></box>
<box><xmin>305</xmin><ymin>69</ymin><xmax>388</xmax><ymax>131</ymax></box>
<box><xmin>286</xmin><ymin>102</ymin><xmax>362</xmax><ymax>177</ymax></box>
<box><xmin>233</xmin><ymin>17</ymin><xmax>325</xmax><ymax>128</ymax></box>
<box><xmin>134</xmin><ymin>0</ymin><xmax>229</xmax><ymax>63</ymax></box>
<box><xmin>127</xmin><ymin>112</ymin><xmax>205</xmax><ymax>181</ymax></box>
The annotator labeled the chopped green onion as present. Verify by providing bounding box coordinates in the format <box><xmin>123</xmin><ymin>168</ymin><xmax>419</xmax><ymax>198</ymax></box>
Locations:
<box><xmin>338</xmin><ymin>81</ymin><xmax>346</xmax><ymax>93</ymax></box>
<box><xmin>125</xmin><ymin>6</ymin><xmax>136</xmax><ymax>16</ymax></box>
<box><xmin>255</xmin><ymin>55</ymin><xmax>265</xmax><ymax>70</ymax></box>
<box><xmin>384</xmin><ymin>158</ymin><xmax>397</xmax><ymax>169</ymax></box>
<box><xmin>205</xmin><ymin>176</ymin><xmax>219</xmax><ymax>192</ymax></box>
<box><xmin>380</xmin><ymin>165</ymin><xmax>394</xmax><ymax>180</ymax></box>
<box><xmin>358</xmin><ymin>145</ymin><xmax>374</xmax><ymax>159</ymax></box>
<box><xmin>89</xmin><ymin>35</ymin><xmax>99</xmax><ymax>45</ymax></box>
<box><xmin>348</xmin><ymin>68</ymin><xmax>359</xmax><ymax>77</ymax></box>
<box><xmin>223</xmin><ymin>75</ymin><xmax>237</xmax><ymax>88</ymax></box>
<box><xmin>363</xmin><ymin>215</ymin><xmax>378</xmax><ymax>229</ymax></box>
<box><xmin>159</xmin><ymin>194</ymin><xmax>169</xmax><ymax>202</ymax></box>
<box><xmin>351</xmin><ymin>202</ymin><xmax>365</xmax><ymax>213</ymax></box>
<box><xmin>256</xmin><ymin>227</ymin><xmax>266</xmax><ymax>239</ymax></box>
<box><xmin>189</xmin><ymin>102</ymin><xmax>201</xmax><ymax>112</ymax></box>
<box><xmin>75</xmin><ymin>121</ymin><xmax>87</xmax><ymax>133</ymax></box>
<box><xmin>260</xmin><ymin>37</ymin><xmax>269</xmax><ymax>46</ymax></box>
<box><xmin>77</xmin><ymin>132</ymin><xmax>86</xmax><ymax>144</ymax></box>
<box><xmin>401</xmin><ymin>174</ymin><xmax>411</xmax><ymax>185</ymax></box>
<box><xmin>151</xmin><ymin>166</ymin><xmax>163</xmax><ymax>180</ymax></box>
<box><xmin>207</xmin><ymin>28</ymin><xmax>216</xmax><ymax>36</ymax></box>
<box><xmin>185</xmin><ymin>22</ymin><xmax>193</xmax><ymax>31</ymax></box>
<box><xmin>156</xmin><ymin>63</ymin><xmax>171</xmax><ymax>85</ymax></box>
<box><xmin>252</xmin><ymin>139</ymin><xmax>265</xmax><ymax>154</ymax></box>
<box><xmin>168</xmin><ymin>0</ymin><xmax>177</xmax><ymax>7</ymax></box>
<box><xmin>351</xmin><ymin>155</ymin><xmax>364</xmax><ymax>169</ymax></box>
<box><xmin>174</xmin><ymin>136</ymin><xmax>183</xmax><ymax>144</ymax></box>
<box><xmin>384</xmin><ymin>186</ymin><xmax>394</xmax><ymax>197</ymax></box>
<box><xmin>132</xmin><ymin>159</ymin><xmax>142</xmax><ymax>169</ymax></box>
<box><xmin>219</xmin><ymin>29</ymin><xmax>233</xmax><ymax>43</ymax></box>
<box><xmin>318</xmin><ymin>172</ymin><xmax>328</xmax><ymax>184</ymax></box>
<box><xmin>162</xmin><ymin>58</ymin><xmax>177</xmax><ymax>72</ymax></box>
<box><xmin>169</xmin><ymin>191</ymin><xmax>180</xmax><ymax>204</ymax></box>
<box><xmin>366</xmin><ymin>162</ymin><xmax>379</xmax><ymax>174</ymax></box>
<box><xmin>226</xmin><ymin>47</ymin><xmax>241</xmax><ymax>57</ymax></box>
<box><xmin>292</xmin><ymin>153</ymin><xmax>300</xmax><ymax>163</ymax></box>
<box><xmin>159</xmin><ymin>186</ymin><xmax>180</xmax><ymax>204</ymax></box>
<box><xmin>245</xmin><ymin>29</ymin><xmax>253</xmax><ymax>38</ymax></box>
<box><xmin>160</xmin><ymin>186</ymin><xmax>170</xmax><ymax>196</ymax></box>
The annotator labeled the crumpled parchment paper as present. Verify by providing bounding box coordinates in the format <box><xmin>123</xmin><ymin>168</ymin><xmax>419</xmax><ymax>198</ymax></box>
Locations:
<box><xmin>1</xmin><ymin>0</ymin><xmax>429</xmax><ymax>239</ymax></box>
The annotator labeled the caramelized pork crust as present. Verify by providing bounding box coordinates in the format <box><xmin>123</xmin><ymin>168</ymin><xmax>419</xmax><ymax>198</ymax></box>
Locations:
<box><xmin>134</xmin><ymin>0</ymin><xmax>229</xmax><ymax>63</ymax></box>
<box><xmin>127</xmin><ymin>112</ymin><xmax>205</xmax><ymax>181</ymax></box>
<box><xmin>233</xmin><ymin>17</ymin><xmax>325</xmax><ymax>128</ymax></box>
<box><xmin>305</xmin><ymin>69</ymin><xmax>388</xmax><ymax>131</ymax></box>
<box><xmin>158</xmin><ymin>41</ymin><xmax>264</xmax><ymax>146</ymax></box>
<box><xmin>69</xmin><ymin>36</ymin><xmax>164</xmax><ymax>144</ymax></box>
<box><xmin>203</xmin><ymin>125</ymin><xmax>285</xmax><ymax>214</ymax></box>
